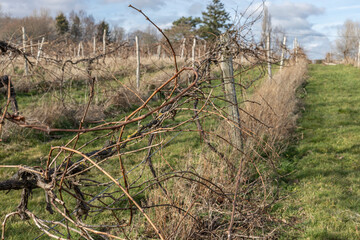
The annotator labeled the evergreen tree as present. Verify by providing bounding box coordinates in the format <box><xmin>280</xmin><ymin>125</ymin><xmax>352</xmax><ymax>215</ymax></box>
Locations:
<box><xmin>199</xmin><ymin>0</ymin><xmax>231</xmax><ymax>40</ymax></box>
<box><xmin>165</xmin><ymin>16</ymin><xmax>201</xmax><ymax>41</ymax></box>
<box><xmin>173</xmin><ymin>16</ymin><xmax>201</xmax><ymax>29</ymax></box>
<box><xmin>55</xmin><ymin>13</ymin><xmax>69</xmax><ymax>36</ymax></box>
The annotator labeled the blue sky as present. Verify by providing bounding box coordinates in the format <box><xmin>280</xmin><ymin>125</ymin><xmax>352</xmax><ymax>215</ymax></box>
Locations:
<box><xmin>1</xmin><ymin>0</ymin><xmax>360</xmax><ymax>59</ymax></box>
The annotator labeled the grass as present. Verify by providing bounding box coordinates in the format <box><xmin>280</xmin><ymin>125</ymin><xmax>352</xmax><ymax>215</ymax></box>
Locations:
<box><xmin>279</xmin><ymin>64</ymin><xmax>360</xmax><ymax>239</ymax></box>
<box><xmin>0</xmin><ymin>64</ymin><xmax>212</xmax><ymax>239</ymax></box>
<box><xmin>0</xmin><ymin>57</ymin><xmax>288</xmax><ymax>239</ymax></box>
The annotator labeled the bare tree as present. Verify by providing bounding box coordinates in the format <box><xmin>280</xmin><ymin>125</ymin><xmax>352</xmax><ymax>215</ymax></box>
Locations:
<box><xmin>336</xmin><ymin>20</ymin><xmax>360</xmax><ymax>62</ymax></box>
<box><xmin>261</xmin><ymin>4</ymin><xmax>272</xmax><ymax>48</ymax></box>
<box><xmin>79</xmin><ymin>10</ymin><xmax>97</xmax><ymax>41</ymax></box>
<box><xmin>111</xmin><ymin>25</ymin><xmax>125</xmax><ymax>43</ymax></box>
<box><xmin>0</xmin><ymin>9</ymin><xmax>55</xmax><ymax>41</ymax></box>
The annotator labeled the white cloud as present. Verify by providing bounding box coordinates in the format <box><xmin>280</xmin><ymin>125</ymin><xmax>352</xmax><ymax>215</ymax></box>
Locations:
<box><xmin>187</xmin><ymin>2</ymin><xmax>204</xmax><ymax>15</ymax></box>
<box><xmin>266</xmin><ymin>2</ymin><xmax>329</xmax><ymax>59</ymax></box>
<box><xmin>102</xmin><ymin>0</ymin><xmax>167</xmax><ymax>11</ymax></box>
<box><xmin>269</xmin><ymin>2</ymin><xmax>324</xmax><ymax>20</ymax></box>
<box><xmin>337</xmin><ymin>5</ymin><xmax>360</xmax><ymax>10</ymax></box>
<box><xmin>0</xmin><ymin>0</ymin><xmax>87</xmax><ymax>17</ymax></box>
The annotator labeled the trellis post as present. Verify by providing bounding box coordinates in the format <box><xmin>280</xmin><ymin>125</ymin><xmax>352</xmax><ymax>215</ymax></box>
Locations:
<box><xmin>192</xmin><ymin>38</ymin><xmax>196</xmax><ymax>68</ymax></box>
<box><xmin>280</xmin><ymin>36</ymin><xmax>287</xmax><ymax>71</ymax></box>
<box><xmin>135</xmin><ymin>36</ymin><xmax>140</xmax><ymax>91</ymax></box>
<box><xmin>219</xmin><ymin>33</ymin><xmax>243</xmax><ymax>150</ymax></box>
<box><xmin>180</xmin><ymin>38</ymin><xmax>186</xmax><ymax>59</ymax></box>
<box><xmin>266</xmin><ymin>33</ymin><xmax>272</xmax><ymax>79</ymax></box>
<box><xmin>35</xmin><ymin>37</ymin><xmax>44</xmax><ymax>66</ymax></box>
<box><xmin>21</xmin><ymin>27</ymin><xmax>28</xmax><ymax>76</ymax></box>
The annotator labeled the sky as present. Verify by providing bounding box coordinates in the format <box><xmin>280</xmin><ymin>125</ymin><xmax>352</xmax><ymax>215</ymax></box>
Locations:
<box><xmin>1</xmin><ymin>0</ymin><xmax>360</xmax><ymax>59</ymax></box>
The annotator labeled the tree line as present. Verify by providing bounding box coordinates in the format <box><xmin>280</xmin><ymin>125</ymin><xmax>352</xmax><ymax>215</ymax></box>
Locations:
<box><xmin>0</xmin><ymin>0</ymin><xmax>231</xmax><ymax>45</ymax></box>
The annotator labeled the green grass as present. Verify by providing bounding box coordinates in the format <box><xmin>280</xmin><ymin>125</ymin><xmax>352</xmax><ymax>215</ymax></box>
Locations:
<box><xmin>0</xmin><ymin>63</ymin><xmax>269</xmax><ymax>239</ymax></box>
<box><xmin>279</xmin><ymin>64</ymin><xmax>360</xmax><ymax>239</ymax></box>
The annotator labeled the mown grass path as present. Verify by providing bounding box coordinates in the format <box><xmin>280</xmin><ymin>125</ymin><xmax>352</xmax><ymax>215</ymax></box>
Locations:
<box><xmin>282</xmin><ymin>64</ymin><xmax>360</xmax><ymax>239</ymax></box>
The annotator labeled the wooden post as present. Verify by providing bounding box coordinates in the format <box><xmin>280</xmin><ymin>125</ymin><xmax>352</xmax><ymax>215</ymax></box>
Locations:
<box><xmin>135</xmin><ymin>36</ymin><xmax>140</xmax><ymax>91</ymax></box>
<box><xmin>192</xmin><ymin>38</ymin><xmax>196</xmax><ymax>68</ymax></box>
<box><xmin>357</xmin><ymin>41</ymin><xmax>360</xmax><ymax>68</ymax></box>
<box><xmin>103</xmin><ymin>29</ymin><xmax>106</xmax><ymax>55</ymax></box>
<box><xmin>266</xmin><ymin>34</ymin><xmax>272</xmax><ymax>79</ymax></box>
<box><xmin>21</xmin><ymin>27</ymin><xmax>28</xmax><ymax>75</ymax></box>
<box><xmin>219</xmin><ymin>33</ymin><xmax>243</xmax><ymax>150</ymax></box>
<box><xmin>35</xmin><ymin>37</ymin><xmax>44</xmax><ymax>66</ymax></box>
<box><xmin>84</xmin><ymin>82</ymin><xmax>88</xmax><ymax>103</ymax></box>
<box><xmin>157</xmin><ymin>44</ymin><xmax>161</xmax><ymax>59</ymax></box>
<box><xmin>180</xmin><ymin>38</ymin><xmax>186</xmax><ymax>59</ymax></box>
<box><xmin>93</xmin><ymin>36</ymin><xmax>96</xmax><ymax>55</ymax></box>
<box><xmin>30</xmin><ymin>40</ymin><xmax>33</xmax><ymax>55</ymax></box>
<box><xmin>280</xmin><ymin>36</ymin><xmax>287</xmax><ymax>71</ymax></box>
<box><xmin>77</xmin><ymin>42</ymin><xmax>81</xmax><ymax>57</ymax></box>
<box><xmin>81</xmin><ymin>41</ymin><xmax>84</xmax><ymax>57</ymax></box>
<box><xmin>294</xmin><ymin>38</ymin><xmax>298</xmax><ymax>63</ymax></box>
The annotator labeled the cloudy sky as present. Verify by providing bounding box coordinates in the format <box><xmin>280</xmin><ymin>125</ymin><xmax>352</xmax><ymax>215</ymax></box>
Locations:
<box><xmin>1</xmin><ymin>0</ymin><xmax>360</xmax><ymax>59</ymax></box>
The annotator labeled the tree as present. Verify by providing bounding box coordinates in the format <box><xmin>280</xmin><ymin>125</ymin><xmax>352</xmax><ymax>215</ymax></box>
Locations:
<box><xmin>1</xmin><ymin>9</ymin><xmax>56</xmax><ymax>40</ymax></box>
<box><xmin>55</xmin><ymin>13</ymin><xmax>69</xmax><ymax>36</ymax></box>
<box><xmin>111</xmin><ymin>25</ymin><xmax>125</xmax><ymax>42</ymax></box>
<box><xmin>199</xmin><ymin>0</ymin><xmax>231</xmax><ymax>40</ymax></box>
<box><xmin>173</xmin><ymin>16</ymin><xmax>201</xmax><ymax>29</ymax></box>
<box><xmin>336</xmin><ymin>20</ymin><xmax>360</xmax><ymax>61</ymax></box>
<box><xmin>81</xmin><ymin>12</ymin><xmax>96</xmax><ymax>41</ymax></box>
<box><xmin>261</xmin><ymin>5</ymin><xmax>272</xmax><ymax>47</ymax></box>
<box><xmin>70</xmin><ymin>11</ymin><xmax>82</xmax><ymax>42</ymax></box>
<box><xmin>165</xmin><ymin>16</ymin><xmax>201</xmax><ymax>41</ymax></box>
<box><xmin>96</xmin><ymin>20</ymin><xmax>110</xmax><ymax>41</ymax></box>
<box><xmin>129</xmin><ymin>26</ymin><xmax>158</xmax><ymax>45</ymax></box>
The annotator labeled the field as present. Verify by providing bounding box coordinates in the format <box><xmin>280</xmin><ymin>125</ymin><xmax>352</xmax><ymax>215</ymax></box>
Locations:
<box><xmin>0</xmin><ymin>33</ymin><xmax>309</xmax><ymax>240</ymax></box>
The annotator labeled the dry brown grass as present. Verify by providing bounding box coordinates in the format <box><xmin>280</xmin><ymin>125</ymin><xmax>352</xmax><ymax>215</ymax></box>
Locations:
<box><xmin>0</xmin><ymin>38</ymin><xmax>308</xmax><ymax>238</ymax></box>
<box><xmin>243</xmin><ymin>58</ymin><xmax>308</xmax><ymax>143</ymax></box>
<box><xmin>2</xmin><ymin>55</ymin><xmax>187</xmax><ymax>130</ymax></box>
<box><xmin>144</xmin><ymin>57</ymin><xmax>308</xmax><ymax>239</ymax></box>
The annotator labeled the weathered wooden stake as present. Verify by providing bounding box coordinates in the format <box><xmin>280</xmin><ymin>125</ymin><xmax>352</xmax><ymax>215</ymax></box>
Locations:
<box><xmin>294</xmin><ymin>38</ymin><xmax>298</xmax><ymax>63</ymax></box>
<box><xmin>135</xmin><ymin>36</ymin><xmax>140</xmax><ymax>91</ymax></box>
<box><xmin>35</xmin><ymin>37</ymin><xmax>45</xmax><ymax>66</ymax></box>
<box><xmin>357</xmin><ymin>41</ymin><xmax>360</xmax><ymax>68</ymax></box>
<box><xmin>81</xmin><ymin>41</ymin><xmax>84</xmax><ymax>57</ymax></box>
<box><xmin>103</xmin><ymin>29</ymin><xmax>106</xmax><ymax>55</ymax></box>
<box><xmin>180</xmin><ymin>38</ymin><xmax>186</xmax><ymax>59</ymax></box>
<box><xmin>30</xmin><ymin>40</ymin><xmax>33</xmax><ymax>55</ymax></box>
<box><xmin>21</xmin><ymin>27</ymin><xmax>28</xmax><ymax>75</ymax></box>
<box><xmin>280</xmin><ymin>36</ymin><xmax>287</xmax><ymax>71</ymax></box>
<box><xmin>219</xmin><ymin>33</ymin><xmax>243</xmax><ymax>150</ymax></box>
<box><xmin>93</xmin><ymin>36</ymin><xmax>96</xmax><ymax>55</ymax></box>
<box><xmin>157</xmin><ymin>45</ymin><xmax>161</xmax><ymax>59</ymax></box>
<box><xmin>77</xmin><ymin>42</ymin><xmax>81</xmax><ymax>57</ymax></box>
<box><xmin>266</xmin><ymin>34</ymin><xmax>272</xmax><ymax>79</ymax></box>
<box><xmin>192</xmin><ymin>38</ymin><xmax>196</xmax><ymax>68</ymax></box>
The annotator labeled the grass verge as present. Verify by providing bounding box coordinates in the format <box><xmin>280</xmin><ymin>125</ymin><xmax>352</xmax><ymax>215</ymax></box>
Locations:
<box><xmin>279</xmin><ymin>64</ymin><xmax>360</xmax><ymax>239</ymax></box>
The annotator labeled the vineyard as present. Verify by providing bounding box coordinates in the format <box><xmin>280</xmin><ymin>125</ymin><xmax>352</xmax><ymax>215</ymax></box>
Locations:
<box><xmin>0</xmin><ymin>6</ymin><xmax>308</xmax><ymax>240</ymax></box>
